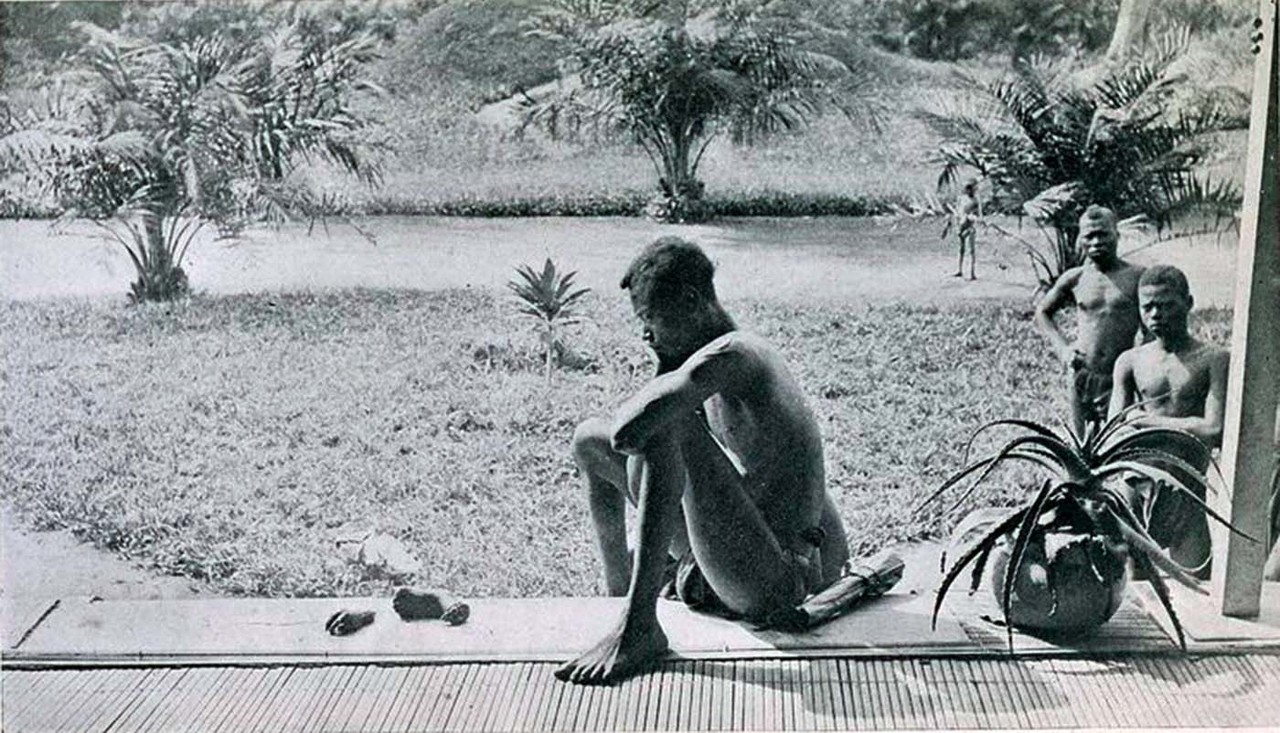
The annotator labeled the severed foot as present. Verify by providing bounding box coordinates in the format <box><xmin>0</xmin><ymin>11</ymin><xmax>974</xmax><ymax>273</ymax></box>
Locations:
<box><xmin>393</xmin><ymin>587</ymin><xmax>470</xmax><ymax>625</ymax></box>
<box><xmin>326</xmin><ymin>609</ymin><xmax>376</xmax><ymax>636</ymax></box>
<box><xmin>554</xmin><ymin>620</ymin><xmax>670</xmax><ymax>685</ymax></box>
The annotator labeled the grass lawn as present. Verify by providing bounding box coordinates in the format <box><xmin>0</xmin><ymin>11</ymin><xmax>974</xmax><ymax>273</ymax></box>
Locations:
<box><xmin>0</xmin><ymin>286</ymin><xmax>1231</xmax><ymax>599</ymax></box>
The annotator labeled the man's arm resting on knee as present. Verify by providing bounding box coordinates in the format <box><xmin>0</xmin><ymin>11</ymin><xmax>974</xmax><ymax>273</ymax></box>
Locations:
<box><xmin>611</xmin><ymin>337</ymin><xmax>756</xmax><ymax>454</ymax></box>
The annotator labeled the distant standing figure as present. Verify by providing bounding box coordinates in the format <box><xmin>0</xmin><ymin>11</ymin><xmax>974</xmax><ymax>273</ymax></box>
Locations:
<box><xmin>1108</xmin><ymin>265</ymin><xmax>1228</xmax><ymax>577</ymax></box>
<box><xmin>944</xmin><ymin>179</ymin><xmax>982</xmax><ymax>280</ymax></box>
<box><xmin>1035</xmin><ymin>206</ymin><xmax>1145</xmax><ymax>440</ymax></box>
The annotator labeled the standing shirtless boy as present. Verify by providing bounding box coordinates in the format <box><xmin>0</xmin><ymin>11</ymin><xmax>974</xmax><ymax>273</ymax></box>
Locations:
<box><xmin>1109</xmin><ymin>265</ymin><xmax>1229</xmax><ymax>576</ymax></box>
<box><xmin>562</xmin><ymin>237</ymin><xmax>849</xmax><ymax>685</ymax></box>
<box><xmin>1035</xmin><ymin>206</ymin><xmax>1145</xmax><ymax>440</ymax></box>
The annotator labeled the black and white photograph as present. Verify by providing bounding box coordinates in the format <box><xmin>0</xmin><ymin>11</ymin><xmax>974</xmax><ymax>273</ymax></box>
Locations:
<box><xmin>1</xmin><ymin>0</ymin><xmax>1277</xmax><ymax>729</ymax></box>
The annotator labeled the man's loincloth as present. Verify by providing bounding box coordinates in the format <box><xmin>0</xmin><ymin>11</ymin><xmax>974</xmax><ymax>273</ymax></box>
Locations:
<box><xmin>663</xmin><ymin>528</ymin><xmax>826</xmax><ymax>619</ymax></box>
<box><xmin>1071</xmin><ymin>359</ymin><xmax>1113</xmax><ymax>431</ymax></box>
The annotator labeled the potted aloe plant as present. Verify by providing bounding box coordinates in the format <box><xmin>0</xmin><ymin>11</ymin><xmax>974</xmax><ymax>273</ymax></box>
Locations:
<box><xmin>923</xmin><ymin>407</ymin><xmax>1255</xmax><ymax>649</ymax></box>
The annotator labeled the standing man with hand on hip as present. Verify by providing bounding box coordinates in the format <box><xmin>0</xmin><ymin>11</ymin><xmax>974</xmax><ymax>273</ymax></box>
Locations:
<box><xmin>1035</xmin><ymin>205</ymin><xmax>1145</xmax><ymax>440</ymax></box>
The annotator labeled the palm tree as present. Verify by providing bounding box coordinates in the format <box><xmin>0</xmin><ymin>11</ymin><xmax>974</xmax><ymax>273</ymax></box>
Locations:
<box><xmin>517</xmin><ymin>0</ymin><xmax>879</xmax><ymax>222</ymax></box>
<box><xmin>918</xmin><ymin>30</ymin><xmax>1245</xmax><ymax>290</ymax></box>
<box><xmin>0</xmin><ymin>6</ymin><xmax>386</xmax><ymax>302</ymax></box>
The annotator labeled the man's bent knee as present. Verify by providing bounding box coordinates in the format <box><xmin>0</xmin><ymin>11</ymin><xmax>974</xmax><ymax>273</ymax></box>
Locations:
<box><xmin>572</xmin><ymin>417</ymin><xmax>613</xmax><ymax>467</ymax></box>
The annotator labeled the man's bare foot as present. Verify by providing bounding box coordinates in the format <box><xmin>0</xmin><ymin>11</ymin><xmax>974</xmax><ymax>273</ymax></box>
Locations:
<box><xmin>393</xmin><ymin>587</ymin><xmax>470</xmax><ymax>625</ymax></box>
<box><xmin>554</xmin><ymin>620</ymin><xmax>670</xmax><ymax>685</ymax></box>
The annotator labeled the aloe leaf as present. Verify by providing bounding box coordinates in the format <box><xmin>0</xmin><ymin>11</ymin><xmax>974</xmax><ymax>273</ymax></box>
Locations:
<box><xmin>914</xmin><ymin>456</ymin><xmax>1000</xmax><ymax>514</ymax></box>
<box><xmin>1090</xmin><ymin>395</ymin><xmax>1165</xmax><ymax>452</ymax></box>
<box><xmin>1002</xmin><ymin>478</ymin><xmax>1062</xmax><ymax>651</ymax></box>
<box><xmin>1100</xmin><ymin>447</ymin><xmax>1214</xmax><ymax>503</ymax></box>
<box><xmin>1100</xmin><ymin>422</ymin><xmax>1228</xmax><ymax>486</ymax></box>
<box><xmin>932</xmin><ymin>507</ymin><xmax>1029</xmax><ymax>630</ymax></box>
<box><xmin>943</xmin><ymin>449</ymin><xmax>1065</xmax><ymax>517</ymax></box>
<box><xmin>1131</xmin><ymin>546</ymin><xmax>1188</xmax><ymax>650</ymax></box>
<box><xmin>1098</xmin><ymin>425</ymin><xmax>1213</xmax><ymax>463</ymax></box>
<box><xmin>961</xmin><ymin>418</ymin><xmax>1071</xmax><ymax>466</ymax></box>
<box><xmin>1103</xmin><ymin>502</ymin><xmax>1208</xmax><ymax>593</ymax></box>
<box><xmin>1096</xmin><ymin>460</ymin><xmax>1256</xmax><ymax>541</ymax></box>
<box><xmin>943</xmin><ymin>436</ymin><xmax>1072</xmax><ymax>517</ymax></box>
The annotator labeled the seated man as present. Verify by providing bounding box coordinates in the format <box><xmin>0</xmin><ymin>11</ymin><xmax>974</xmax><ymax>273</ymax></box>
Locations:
<box><xmin>561</xmin><ymin>237</ymin><xmax>849</xmax><ymax>685</ymax></box>
<box><xmin>1108</xmin><ymin>265</ymin><xmax>1229</xmax><ymax>577</ymax></box>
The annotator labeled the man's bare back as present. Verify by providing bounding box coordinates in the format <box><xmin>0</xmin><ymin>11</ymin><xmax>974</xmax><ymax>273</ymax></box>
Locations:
<box><xmin>1035</xmin><ymin>206</ymin><xmax>1144</xmax><ymax>438</ymax></box>
<box><xmin>563</xmin><ymin>237</ymin><xmax>848</xmax><ymax>685</ymax></box>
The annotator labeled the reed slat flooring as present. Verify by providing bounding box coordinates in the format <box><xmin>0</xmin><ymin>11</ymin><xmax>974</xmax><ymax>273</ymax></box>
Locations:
<box><xmin>4</xmin><ymin>654</ymin><xmax>1278</xmax><ymax>732</ymax></box>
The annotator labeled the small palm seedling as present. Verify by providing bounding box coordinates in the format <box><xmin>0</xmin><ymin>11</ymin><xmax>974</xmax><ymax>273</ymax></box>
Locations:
<box><xmin>921</xmin><ymin>406</ymin><xmax>1256</xmax><ymax>650</ymax></box>
<box><xmin>508</xmin><ymin>258</ymin><xmax>591</xmax><ymax>382</ymax></box>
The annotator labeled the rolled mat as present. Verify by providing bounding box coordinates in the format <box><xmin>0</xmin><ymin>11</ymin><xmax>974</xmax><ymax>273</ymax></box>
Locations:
<box><xmin>763</xmin><ymin>549</ymin><xmax>906</xmax><ymax>631</ymax></box>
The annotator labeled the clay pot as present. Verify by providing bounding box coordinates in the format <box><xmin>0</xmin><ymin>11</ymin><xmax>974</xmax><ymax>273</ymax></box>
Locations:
<box><xmin>988</xmin><ymin>527</ymin><xmax>1129</xmax><ymax>634</ymax></box>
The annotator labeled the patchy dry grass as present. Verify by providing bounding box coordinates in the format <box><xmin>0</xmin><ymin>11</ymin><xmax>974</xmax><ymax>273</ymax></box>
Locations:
<box><xmin>0</xmin><ymin>290</ymin><xmax>1231</xmax><ymax>598</ymax></box>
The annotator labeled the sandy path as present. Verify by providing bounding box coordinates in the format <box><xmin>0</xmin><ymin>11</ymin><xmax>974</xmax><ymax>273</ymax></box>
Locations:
<box><xmin>2</xmin><ymin>216</ymin><xmax>1042</xmax><ymax>304</ymax></box>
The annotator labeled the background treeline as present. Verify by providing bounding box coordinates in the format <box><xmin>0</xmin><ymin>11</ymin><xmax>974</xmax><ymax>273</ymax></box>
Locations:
<box><xmin>0</xmin><ymin>0</ymin><xmax>1257</xmax><ymax>219</ymax></box>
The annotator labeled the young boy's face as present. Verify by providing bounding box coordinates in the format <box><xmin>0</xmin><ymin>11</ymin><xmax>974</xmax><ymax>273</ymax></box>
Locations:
<box><xmin>1139</xmin><ymin>283</ymin><xmax>1192</xmax><ymax>340</ymax></box>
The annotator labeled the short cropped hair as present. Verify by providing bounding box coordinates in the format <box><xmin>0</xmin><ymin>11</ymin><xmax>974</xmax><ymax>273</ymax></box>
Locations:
<box><xmin>1079</xmin><ymin>205</ymin><xmax>1118</xmax><ymax>231</ymax></box>
<box><xmin>620</xmin><ymin>236</ymin><xmax>717</xmax><ymax>310</ymax></box>
<box><xmin>1139</xmin><ymin>264</ymin><xmax>1192</xmax><ymax>301</ymax></box>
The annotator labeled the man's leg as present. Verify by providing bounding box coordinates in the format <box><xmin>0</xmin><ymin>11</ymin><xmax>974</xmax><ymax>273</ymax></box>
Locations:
<box><xmin>557</xmin><ymin>425</ymin><xmax>691</xmax><ymax>684</ymax></box>
<box><xmin>572</xmin><ymin>418</ymin><xmax>633</xmax><ymax>596</ymax></box>
<box><xmin>679</xmin><ymin>416</ymin><xmax>816</xmax><ymax>618</ymax></box>
<box><xmin>1150</xmin><ymin>487</ymin><xmax>1212</xmax><ymax>579</ymax></box>
<box><xmin>1068</xmin><ymin>364</ymin><xmax>1089</xmax><ymax>441</ymax></box>
<box><xmin>558</xmin><ymin>414</ymin><xmax>803</xmax><ymax>684</ymax></box>
<box><xmin>963</xmin><ymin>230</ymin><xmax>977</xmax><ymax>280</ymax></box>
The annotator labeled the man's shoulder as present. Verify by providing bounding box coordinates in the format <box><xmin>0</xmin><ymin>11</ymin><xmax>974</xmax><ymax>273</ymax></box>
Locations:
<box><xmin>1116</xmin><ymin>259</ymin><xmax>1146</xmax><ymax>282</ymax></box>
<box><xmin>1057</xmin><ymin>265</ymin><xmax>1086</xmax><ymax>285</ymax></box>
<box><xmin>700</xmin><ymin>330</ymin><xmax>775</xmax><ymax>359</ymax></box>
<box><xmin>1115</xmin><ymin>340</ymin><xmax>1149</xmax><ymax>368</ymax></box>
<box><xmin>1192</xmin><ymin>340</ymin><xmax>1230</xmax><ymax>368</ymax></box>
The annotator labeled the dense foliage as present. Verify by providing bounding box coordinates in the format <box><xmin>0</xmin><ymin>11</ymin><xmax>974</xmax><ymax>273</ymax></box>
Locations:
<box><xmin>857</xmin><ymin>0</ymin><xmax>1255</xmax><ymax>61</ymax></box>
<box><xmin>919</xmin><ymin>31</ymin><xmax>1246</xmax><ymax>289</ymax></box>
<box><xmin>0</xmin><ymin>4</ymin><xmax>388</xmax><ymax>300</ymax></box>
<box><xmin>518</xmin><ymin>0</ymin><xmax>880</xmax><ymax>221</ymax></box>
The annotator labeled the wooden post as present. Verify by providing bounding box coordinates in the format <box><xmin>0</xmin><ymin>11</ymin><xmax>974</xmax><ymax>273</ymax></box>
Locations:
<box><xmin>1212</xmin><ymin>0</ymin><xmax>1279</xmax><ymax>618</ymax></box>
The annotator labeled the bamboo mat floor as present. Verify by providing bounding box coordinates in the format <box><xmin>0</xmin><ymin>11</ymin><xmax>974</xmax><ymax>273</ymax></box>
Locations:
<box><xmin>4</xmin><ymin>654</ymin><xmax>1279</xmax><ymax>731</ymax></box>
<box><xmin>5</xmin><ymin>546</ymin><xmax>1280</xmax><ymax>731</ymax></box>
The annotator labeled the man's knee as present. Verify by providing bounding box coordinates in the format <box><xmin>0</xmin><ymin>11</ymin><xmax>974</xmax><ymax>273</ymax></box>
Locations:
<box><xmin>572</xmin><ymin>417</ymin><xmax>612</xmax><ymax>468</ymax></box>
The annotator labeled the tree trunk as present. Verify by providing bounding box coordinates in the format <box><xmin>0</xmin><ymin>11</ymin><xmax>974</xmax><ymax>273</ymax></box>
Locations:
<box><xmin>129</xmin><ymin>214</ymin><xmax>189</xmax><ymax>303</ymax></box>
<box><xmin>1107</xmin><ymin>0</ymin><xmax>1151</xmax><ymax>61</ymax></box>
